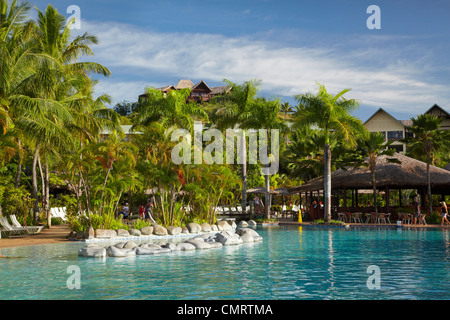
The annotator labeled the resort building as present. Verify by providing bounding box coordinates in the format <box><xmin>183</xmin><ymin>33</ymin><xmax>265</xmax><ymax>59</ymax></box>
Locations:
<box><xmin>139</xmin><ymin>79</ymin><xmax>232</xmax><ymax>103</ymax></box>
<box><xmin>363</xmin><ymin>104</ymin><xmax>450</xmax><ymax>154</ymax></box>
<box><xmin>363</xmin><ymin>108</ymin><xmax>411</xmax><ymax>153</ymax></box>
<box><xmin>424</xmin><ymin>104</ymin><xmax>450</xmax><ymax>130</ymax></box>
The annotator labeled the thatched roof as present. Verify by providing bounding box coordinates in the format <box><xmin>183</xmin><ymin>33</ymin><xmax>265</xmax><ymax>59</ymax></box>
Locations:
<box><xmin>247</xmin><ymin>187</ymin><xmax>291</xmax><ymax>195</ymax></box>
<box><xmin>289</xmin><ymin>153</ymin><xmax>450</xmax><ymax>193</ymax></box>
<box><xmin>211</xmin><ymin>85</ymin><xmax>232</xmax><ymax>95</ymax></box>
<box><xmin>175</xmin><ymin>79</ymin><xmax>195</xmax><ymax>89</ymax></box>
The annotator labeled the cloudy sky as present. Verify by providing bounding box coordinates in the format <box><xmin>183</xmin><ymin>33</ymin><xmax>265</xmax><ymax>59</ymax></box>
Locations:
<box><xmin>30</xmin><ymin>0</ymin><xmax>450</xmax><ymax>121</ymax></box>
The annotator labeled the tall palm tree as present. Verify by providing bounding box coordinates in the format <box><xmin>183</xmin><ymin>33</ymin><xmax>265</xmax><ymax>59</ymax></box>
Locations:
<box><xmin>0</xmin><ymin>0</ymin><xmax>35</xmax><ymax>188</ymax></box>
<box><xmin>243</xmin><ymin>98</ymin><xmax>289</xmax><ymax>219</ymax></box>
<box><xmin>22</xmin><ymin>4</ymin><xmax>110</xmax><ymax>220</ymax></box>
<box><xmin>403</xmin><ymin>114</ymin><xmax>450</xmax><ymax>215</ymax></box>
<box><xmin>294</xmin><ymin>83</ymin><xmax>364</xmax><ymax>222</ymax></box>
<box><xmin>280</xmin><ymin>102</ymin><xmax>294</xmax><ymax>121</ymax></box>
<box><xmin>211</xmin><ymin>79</ymin><xmax>261</xmax><ymax>214</ymax></box>
<box><xmin>353</xmin><ymin>131</ymin><xmax>399</xmax><ymax>213</ymax></box>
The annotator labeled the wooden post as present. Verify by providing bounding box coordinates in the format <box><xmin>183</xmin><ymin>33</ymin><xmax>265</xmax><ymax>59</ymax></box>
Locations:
<box><xmin>343</xmin><ymin>188</ymin><xmax>347</xmax><ymax>211</ymax></box>
<box><xmin>385</xmin><ymin>187</ymin><xmax>390</xmax><ymax>213</ymax></box>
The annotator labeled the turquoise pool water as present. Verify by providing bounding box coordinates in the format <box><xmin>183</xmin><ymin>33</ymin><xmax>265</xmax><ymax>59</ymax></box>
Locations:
<box><xmin>0</xmin><ymin>226</ymin><xmax>449</xmax><ymax>300</ymax></box>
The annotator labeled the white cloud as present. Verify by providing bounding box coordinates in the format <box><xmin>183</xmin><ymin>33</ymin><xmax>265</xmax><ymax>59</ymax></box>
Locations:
<box><xmin>80</xmin><ymin>21</ymin><xmax>450</xmax><ymax>115</ymax></box>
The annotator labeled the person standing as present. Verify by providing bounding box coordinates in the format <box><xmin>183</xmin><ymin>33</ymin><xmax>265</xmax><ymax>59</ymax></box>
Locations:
<box><xmin>145</xmin><ymin>198</ymin><xmax>156</xmax><ymax>224</ymax></box>
<box><xmin>254</xmin><ymin>196</ymin><xmax>263</xmax><ymax>213</ymax></box>
<box><xmin>123</xmin><ymin>202</ymin><xmax>129</xmax><ymax>219</ymax></box>
<box><xmin>413</xmin><ymin>197</ymin><xmax>420</xmax><ymax>225</ymax></box>
<box><xmin>440</xmin><ymin>201</ymin><xmax>449</xmax><ymax>226</ymax></box>
<box><xmin>139</xmin><ymin>204</ymin><xmax>144</xmax><ymax>219</ymax></box>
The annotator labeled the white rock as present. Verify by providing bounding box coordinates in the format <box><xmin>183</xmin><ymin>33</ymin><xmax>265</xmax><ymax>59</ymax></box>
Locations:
<box><xmin>187</xmin><ymin>223</ymin><xmax>202</xmax><ymax>233</ymax></box>
<box><xmin>176</xmin><ymin>242</ymin><xmax>196</xmax><ymax>251</ymax></box>
<box><xmin>200</xmin><ymin>222</ymin><xmax>212</xmax><ymax>232</ymax></box>
<box><xmin>215</xmin><ymin>230</ymin><xmax>243</xmax><ymax>246</ymax></box>
<box><xmin>167</xmin><ymin>226</ymin><xmax>182</xmax><ymax>235</ymax></box>
<box><xmin>78</xmin><ymin>245</ymin><xmax>106</xmax><ymax>258</ymax></box>
<box><xmin>106</xmin><ymin>245</ymin><xmax>136</xmax><ymax>257</ymax></box>
<box><xmin>185</xmin><ymin>239</ymin><xmax>212</xmax><ymax>250</ymax></box>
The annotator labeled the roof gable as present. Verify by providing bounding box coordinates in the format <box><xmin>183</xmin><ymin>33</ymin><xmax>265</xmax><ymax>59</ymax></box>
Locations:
<box><xmin>424</xmin><ymin>104</ymin><xmax>450</xmax><ymax>118</ymax></box>
<box><xmin>192</xmin><ymin>80</ymin><xmax>212</xmax><ymax>93</ymax></box>
<box><xmin>364</xmin><ymin>108</ymin><xmax>405</xmax><ymax>127</ymax></box>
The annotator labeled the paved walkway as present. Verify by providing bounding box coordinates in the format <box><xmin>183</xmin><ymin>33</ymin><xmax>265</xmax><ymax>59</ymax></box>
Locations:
<box><xmin>277</xmin><ymin>218</ymin><xmax>450</xmax><ymax>229</ymax></box>
<box><xmin>0</xmin><ymin>224</ymin><xmax>72</xmax><ymax>248</ymax></box>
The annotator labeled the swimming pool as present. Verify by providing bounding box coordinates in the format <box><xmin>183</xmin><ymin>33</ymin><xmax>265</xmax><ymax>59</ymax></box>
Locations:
<box><xmin>0</xmin><ymin>226</ymin><xmax>448</xmax><ymax>300</ymax></box>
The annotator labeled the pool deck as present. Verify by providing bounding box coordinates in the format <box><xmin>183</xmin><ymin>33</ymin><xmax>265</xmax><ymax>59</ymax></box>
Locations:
<box><xmin>277</xmin><ymin>218</ymin><xmax>450</xmax><ymax>229</ymax></box>
<box><xmin>0</xmin><ymin>224</ymin><xmax>71</xmax><ymax>249</ymax></box>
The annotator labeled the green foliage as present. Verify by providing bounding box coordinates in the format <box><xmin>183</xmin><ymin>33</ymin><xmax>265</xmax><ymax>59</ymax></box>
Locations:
<box><xmin>1</xmin><ymin>184</ymin><xmax>32</xmax><ymax>215</ymax></box>
<box><xmin>313</xmin><ymin>219</ymin><xmax>345</xmax><ymax>225</ymax></box>
<box><xmin>132</xmin><ymin>219</ymin><xmax>152</xmax><ymax>230</ymax></box>
<box><xmin>88</xmin><ymin>213</ymin><xmax>128</xmax><ymax>230</ymax></box>
<box><xmin>426</xmin><ymin>210</ymin><xmax>442</xmax><ymax>224</ymax></box>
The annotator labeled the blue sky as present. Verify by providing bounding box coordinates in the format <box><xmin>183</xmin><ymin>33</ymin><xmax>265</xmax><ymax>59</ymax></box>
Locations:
<box><xmin>29</xmin><ymin>0</ymin><xmax>450</xmax><ymax>122</ymax></box>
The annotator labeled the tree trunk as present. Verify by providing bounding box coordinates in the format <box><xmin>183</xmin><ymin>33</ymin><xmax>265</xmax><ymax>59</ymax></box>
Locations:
<box><xmin>241</xmin><ymin>131</ymin><xmax>247</xmax><ymax>214</ymax></box>
<box><xmin>14</xmin><ymin>139</ymin><xmax>22</xmax><ymax>188</ymax></box>
<box><xmin>371</xmin><ymin>170</ymin><xmax>378</xmax><ymax>213</ymax></box>
<box><xmin>45</xmin><ymin>162</ymin><xmax>50</xmax><ymax>228</ymax></box>
<box><xmin>265</xmin><ymin>174</ymin><xmax>270</xmax><ymax>220</ymax></box>
<box><xmin>99</xmin><ymin>166</ymin><xmax>112</xmax><ymax>215</ymax></box>
<box><xmin>323</xmin><ymin>143</ymin><xmax>331</xmax><ymax>222</ymax></box>
<box><xmin>32</xmin><ymin>143</ymin><xmax>40</xmax><ymax>222</ymax></box>
<box><xmin>427</xmin><ymin>153</ymin><xmax>432</xmax><ymax>215</ymax></box>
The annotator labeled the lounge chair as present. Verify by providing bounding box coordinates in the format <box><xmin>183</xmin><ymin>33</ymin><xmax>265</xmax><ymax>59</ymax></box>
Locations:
<box><xmin>50</xmin><ymin>207</ymin><xmax>60</xmax><ymax>218</ymax></box>
<box><xmin>51</xmin><ymin>207</ymin><xmax>68</xmax><ymax>222</ymax></box>
<box><xmin>10</xmin><ymin>215</ymin><xmax>43</xmax><ymax>234</ymax></box>
<box><xmin>58</xmin><ymin>207</ymin><xmax>68</xmax><ymax>221</ymax></box>
<box><xmin>0</xmin><ymin>216</ymin><xmax>28</xmax><ymax>237</ymax></box>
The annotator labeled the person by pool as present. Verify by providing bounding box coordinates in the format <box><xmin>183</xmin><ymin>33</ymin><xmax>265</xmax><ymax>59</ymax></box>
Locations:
<box><xmin>440</xmin><ymin>201</ymin><xmax>449</xmax><ymax>226</ymax></box>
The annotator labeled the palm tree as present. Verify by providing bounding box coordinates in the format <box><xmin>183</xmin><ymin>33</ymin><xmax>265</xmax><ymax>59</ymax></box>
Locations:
<box><xmin>22</xmin><ymin>4</ymin><xmax>110</xmax><ymax>220</ymax></box>
<box><xmin>294</xmin><ymin>83</ymin><xmax>364</xmax><ymax>222</ymax></box>
<box><xmin>353</xmin><ymin>131</ymin><xmax>399</xmax><ymax>213</ymax></box>
<box><xmin>280</xmin><ymin>102</ymin><xmax>294</xmax><ymax>121</ymax></box>
<box><xmin>403</xmin><ymin>114</ymin><xmax>450</xmax><ymax>215</ymax></box>
<box><xmin>0</xmin><ymin>0</ymin><xmax>36</xmax><ymax>188</ymax></box>
<box><xmin>93</xmin><ymin>130</ymin><xmax>137</xmax><ymax>215</ymax></box>
<box><xmin>243</xmin><ymin>98</ymin><xmax>289</xmax><ymax>219</ymax></box>
<box><xmin>210</xmin><ymin>79</ymin><xmax>261</xmax><ymax>214</ymax></box>
<box><xmin>134</xmin><ymin>87</ymin><xmax>208</xmax><ymax>132</ymax></box>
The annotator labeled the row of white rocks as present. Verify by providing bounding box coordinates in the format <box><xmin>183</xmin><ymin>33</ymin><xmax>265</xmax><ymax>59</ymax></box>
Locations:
<box><xmin>78</xmin><ymin>226</ymin><xmax>262</xmax><ymax>258</ymax></box>
<box><xmin>82</xmin><ymin>219</ymin><xmax>257</xmax><ymax>240</ymax></box>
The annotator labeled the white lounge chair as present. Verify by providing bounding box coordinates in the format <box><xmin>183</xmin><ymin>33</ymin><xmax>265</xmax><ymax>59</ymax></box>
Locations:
<box><xmin>50</xmin><ymin>207</ymin><xmax>60</xmax><ymax>217</ymax></box>
<box><xmin>0</xmin><ymin>216</ymin><xmax>28</xmax><ymax>236</ymax></box>
<box><xmin>10</xmin><ymin>215</ymin><xmax>43</xmax><ymax>234</ymax></box>
<box><xmin>51</xmin><ymin>207</ymin><xmax>68</xmax><ymax>222</ymax></box>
